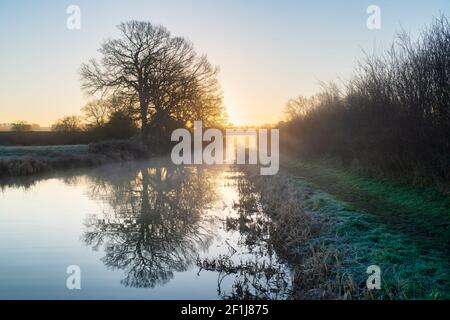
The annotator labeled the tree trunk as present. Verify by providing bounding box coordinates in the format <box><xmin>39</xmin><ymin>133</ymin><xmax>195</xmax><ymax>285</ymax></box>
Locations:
<box><xmin>140</xmin><ymin>98</ymin><xmax>149</xmax><ymax>141</ymax></box>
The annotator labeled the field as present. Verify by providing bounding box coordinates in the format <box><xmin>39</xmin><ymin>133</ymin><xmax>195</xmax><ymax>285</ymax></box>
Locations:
<box><xmin>0</xmin><ymin>131</ymin><xmax>93</xmax><ymax>146</ymax></box>
<box><xmin>0</xmin><ymin>145</ymin><xmax>89</xmax><ymax>160</ymax></box>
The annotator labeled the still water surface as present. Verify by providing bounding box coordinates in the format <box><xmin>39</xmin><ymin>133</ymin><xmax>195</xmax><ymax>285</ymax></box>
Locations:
<box><xmin>0</xmin><ymin>158</ymin><xmax>292</xmax><ymax>299</ymax></box>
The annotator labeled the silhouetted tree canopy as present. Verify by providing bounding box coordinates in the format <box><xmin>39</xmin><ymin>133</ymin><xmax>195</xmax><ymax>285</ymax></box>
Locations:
<box><xmin>282</xmin><ymin>15</ymin><xmax>450</xmax><ymax>184</ymax></box>
<box><xmin>80</xmin><ymin>21</ymin><xmax>227</xmax><ymax>144</ymax></box>
<box><xmin>51</xmin><ymin>116</ymin><xmax>83</xmax><ymax>133</ymax></box>
<box><xmin>11</xmin><ymin>121</ymin><xmax>32</xmax><ymax>132</ymax></box>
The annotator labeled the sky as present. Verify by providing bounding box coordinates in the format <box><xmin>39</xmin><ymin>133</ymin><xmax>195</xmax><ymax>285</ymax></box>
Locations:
<box><xmin>0</xmin><ymin>0</ymin><xmax>448</xmax><ymax>126</ymax></box>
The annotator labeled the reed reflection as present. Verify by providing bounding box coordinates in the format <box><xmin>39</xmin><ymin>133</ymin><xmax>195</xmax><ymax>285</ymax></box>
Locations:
<box><xmin>197</xmin><ymin>171</ymin><xmax>293</xmax><ymax>300</ymax></box>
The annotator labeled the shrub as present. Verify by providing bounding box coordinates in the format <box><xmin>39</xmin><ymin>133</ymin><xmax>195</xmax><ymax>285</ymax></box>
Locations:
<box><xmin>282</xmin><ymin>15</ymin><xmax>450</xmax><ymax>185</ymax></box>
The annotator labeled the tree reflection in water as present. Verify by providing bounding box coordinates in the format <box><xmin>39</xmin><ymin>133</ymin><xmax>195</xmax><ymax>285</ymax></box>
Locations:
<box><xmin>79</xmin><ymin>161</ymin><xmax>292</xmax><ymax>298</ymax></box>
<box><xmin>197</xmin><ymin>171</ymin><xmax>293</xmax><ymax>300</ymax></box>
<box><xmin>82</xmin><ymin>160</ymin><xmax>219</xmax><ymax>288</ymax></box>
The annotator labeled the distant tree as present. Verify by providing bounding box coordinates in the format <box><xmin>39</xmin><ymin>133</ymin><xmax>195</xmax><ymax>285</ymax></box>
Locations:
<box><xmin>284</xmin><ymin>96</ymin><xmax>315</xmax><ymax>121</ymax></box>
<box><xmin>82</xmin><ymin>95</ymin><xmax>138</xmax><ymax>129</ymax></box>
<box><xmin>80</xmin><ymin>21</ymin><xmax>226</xmax><ymax>142</ymax></box>
<box><xmin>51</xmin><ymin>116</ymin><xmax>83</xmax><ymax>132</ymax></box>
<box><xmin>103</xmin><ymin>110</ymin><xmax>138</xmax><ymax>139</ymax></box>
<box><xmin>82</xmin><ymin>100</ymin><xmax>110</xmax><ymax>128</ymax></box>
<box><xmin>11</xmin><ymin>121</ymin><xmax>32</xmax><ymax>132</ymax></box>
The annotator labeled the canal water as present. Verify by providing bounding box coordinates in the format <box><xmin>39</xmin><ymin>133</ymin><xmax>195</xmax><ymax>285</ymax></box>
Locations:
<box><xmin>0</xmin><ymin>158</ymin><xmax>292</xmax><ymax>299</ymax></box>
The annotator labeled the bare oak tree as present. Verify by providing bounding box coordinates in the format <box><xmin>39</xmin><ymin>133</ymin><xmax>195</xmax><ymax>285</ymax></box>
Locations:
<box><xmin>80</xmin><ymin>21</ymin><xmax>225</xmax><ymax>142</ymax></box>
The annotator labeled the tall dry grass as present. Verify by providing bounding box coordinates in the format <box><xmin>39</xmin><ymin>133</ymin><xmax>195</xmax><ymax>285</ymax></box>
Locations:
<box><xmin>240</xmin><ymin>166</ymin><xmax>362</xmax><ymax>299</ymax></box>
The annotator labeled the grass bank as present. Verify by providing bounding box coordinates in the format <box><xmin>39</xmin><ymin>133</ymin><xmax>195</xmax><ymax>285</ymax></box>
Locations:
<box><xmin>0</xmin><ymin>140</ymin><xmax>150</xmax><ymax>177</ymax></box>
<box><xmin>241</xmin><ymin>158</ymin><xmax>450</xmax><ymax>299</ymax></box>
